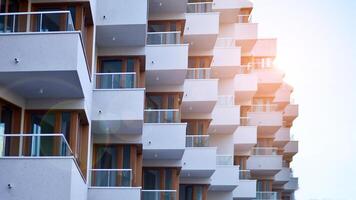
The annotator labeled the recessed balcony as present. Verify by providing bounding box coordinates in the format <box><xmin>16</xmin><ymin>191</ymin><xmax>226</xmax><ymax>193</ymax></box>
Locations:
<box><xmin>145</xmin><ymin>35</ymin><xmax>188</xmax><ymax>86</ymax></box>
<box><xmin>184</xmin><ymin>8</ymin><xmax>219</xmax><ymax>50</ymax></box>
<box><xmin>234</xmin><ymin>74</ymin><xmax>258</xmax><ymax>105</ymax></box>
<box><xmin>233</xmin><ymin>126</ymin><xmax>257</xmax><ymax>155</ymax></box>
<box><xmin>0</xmin><ymin>11</ymin><xmax>90</xmax><ymax>99</ymax></box>
<box><xmin>96</xmin><ymin>0</ymin><xmax>147</xmax><ymax>47</ymax></box>
<box><xmin>91</xmin><ymin>78</ymin><xmax>145</xmax><ymax>134</ymax></box>
<box><xmin>142</xmin><ymin>121</ymin><xmax>187</xmax><ymax>160</ymax></box>
<box><xmin>208</xmin><ymin>96</ymin><xmax>240</xmax><ymax>134</ymax></box>
<box><xmin>181</xmin><ymin>147</ymin><xmax>217</xmax><ymax>178</ymax></box>
<box><xmin>182</xmin><ymin>70</ymin><xmax>218</xmax><ymax>113</ymax></box>
<box><xmin>0</xmin><ymin>134</ymin><xmax>86</xmax><ymax>200</ymax></box>
<box><xmin>246</xmin><ymin>147</ymin><xmax>283</xmax><ymax>176</ymax></box>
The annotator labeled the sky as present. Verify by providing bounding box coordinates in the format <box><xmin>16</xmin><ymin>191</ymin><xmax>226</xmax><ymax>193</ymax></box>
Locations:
<box><xmin>251</xmin><ymin>0</ymin><xmax>356</xmax><ymax>199</ymax></box>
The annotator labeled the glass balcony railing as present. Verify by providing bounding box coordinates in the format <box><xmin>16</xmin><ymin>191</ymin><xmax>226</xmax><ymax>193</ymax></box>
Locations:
<box><xmin>142</xmin><ymin>190</ymin><xmax>177</xmax><ymax>200</ymax></box>
<box><xmin>90</xmin><ymin>169</ymin><xmax>132</xmax><ymax>187</ymax></box>
<box><xmin>216</xmin><ymin>155</ymin><xmax>233</xmax><ymax>165</ymax></box>
<box><xmin>186</xmin><ymin>68</ymin><xmax>211</xmax><ymax>79</ymax></box>
<box><xmin>94</xmin><ymin>73</ymin><xmax>136</xmax><ymax>89</ymax></box>
<box><xmin>237</xmin><ymin>14</ymin><xmax>252</xmax><ymax>23</ymax></box>
<box><xmin>239</xmin><ymin>170</ymin><xmax>251</xmax><ymax>180</ymax></box>
<box><xmin>251</xmin><ymin>147</ymin><xmax>278</xmax><ymax>156</ymax></box>
<box><xmin>249</xmin><ymin>104</ymin><xmax>278</xmax><ymax>112</ymax></box>
<box><xmin>0</xmin><ymin>11</ymin><xmax>74</xmax><ymax>33</ymax></box>
<box><xmin>147</xmin><ymin>31</ymin><xmax>181</xmax><ymax>45</ymax></box>
<box><xmin>215</xmin><ymin>37</ymin><xmax>236</xmax><ymax>48</ymax></box>
<box><xmin>217</xmin><ymin>95</ymin><xmax>234</xmax><ymax>106</ymax></box>
<box><xmin>0</xmin><ymin>134</ymin><xmax>72</xmax><ymax>157</ymax></box>
<box><xmin>144</xmin><ymin>109</ymin><xmax>180</xmax><ymax>123</ymax></box>
<box><xmin>186</xmin><ymin>135</ymin><xmax>209</xmax><ymax>147</ymax></box>
<box><xmin>187</xmin><ymin>2</ymin><xmax>213</xmax><ymax>13</ymax></box>
<box><xmin>256</xmin><ymin>191</ymin><xmax>278</xmax><ymax>200</ymax></box>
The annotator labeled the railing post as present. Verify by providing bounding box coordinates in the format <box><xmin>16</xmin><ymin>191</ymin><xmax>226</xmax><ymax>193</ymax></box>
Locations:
<box><xmin>12</xmin><ymin>14</ymin><xmax>16</xmax><ymax>32</ymax></box>
<box><xmin>19</xmin><ymin>134</ymin><xmax>23</xmax><ymax>156</ymax></box>
<box><xmin>39</xmin><ymin>13</ymin><xmax>43</xmax><ymax>32</ymax></box>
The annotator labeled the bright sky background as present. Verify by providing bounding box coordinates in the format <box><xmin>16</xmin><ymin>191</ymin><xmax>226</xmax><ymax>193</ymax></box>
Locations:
<box><xmin>251</xmin><ymin>0</ymin><xmax>356</xmax><ymax>199</ymax></box>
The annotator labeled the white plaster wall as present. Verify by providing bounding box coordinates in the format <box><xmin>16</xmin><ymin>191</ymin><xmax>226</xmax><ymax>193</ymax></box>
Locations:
<box><xmin>183</xmin><ymin>79</ymin><xmax>218</xmax><ymax>102</ymax></box>
<box><xmin>88</xmin><ymin>187</ymin><xmax>141</xmax><ymax>200</ymax></box>
<box><xmin>210</xmin><ymin>134</ymin><xmax>234</xmax><ymax>155</ymax></box>
<box><xmin>207</xmin><ymin>191</ymin><xmax>233</xmax><ymax>200</ymax></box>
<box><xmin>146</xmin><ymin>45</ymin><xmax>188</xmax><ymax>70</ymax></box>
<box><xmin>185</xmin><ymin>13</ymin><xmax>220</xmax><ymax>35</ymax></box>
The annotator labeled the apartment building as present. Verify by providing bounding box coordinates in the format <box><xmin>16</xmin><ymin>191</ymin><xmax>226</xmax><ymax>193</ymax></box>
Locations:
<box><xmin>0</xmin><ymin>0</ymin><xmax>298</xmax><ymax>200</ymax></box>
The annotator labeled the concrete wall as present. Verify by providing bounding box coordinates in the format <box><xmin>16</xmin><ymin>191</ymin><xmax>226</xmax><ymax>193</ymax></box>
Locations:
<box><xmin>183</xmin><ymin>79</ymin><xmax>218</xmax><ymax>102</ymax></box>
<box><xmin>0</xmin><ymin>158</ymin><xmax>86</xmax><ymax>200</ymax></box>
<box><xmin>185</xmin><ymin>13</ymin><xmax>220</xmax><ymax>35</ymax></box>
<box><xmin>88</xmin><ymin>187</ymin><xmax>141</xmax><ymax>200</ymax></box>
<box><xmin>146</xmin><ymin>45</ymin><xmax>189</xmax><ymax>71</ymax></box>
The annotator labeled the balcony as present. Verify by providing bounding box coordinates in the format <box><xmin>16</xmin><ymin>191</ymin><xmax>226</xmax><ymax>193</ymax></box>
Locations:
<box><xmin>210</xmin><ymin>165</ymin><xmax>239</xmax><ymax>191</ymax></box>
<box><xmin>142</xmin><ymin>121</ymin><xmax>186</xmax><ymax>160</ymax></box>
<box><xmin>186</xmin><ymin>135</ymin><xmax>209</xmax><ymax>147</ymax></box>
<box><xmin>219</xmin><ymin>21</ymin><xmax>257</xmax><ymax>41</ymax></box>
<box><xmin>0</xmin><ymin>134</ymin><xmax>86</xmax><ymax>200</ymax></box>
<box><xmin>211</xmin><ymin>39</ymin><xmax>241</xmax><ymax>77</ymax></box>
<box><xmin>252</xmin><ymin>68</ymin><xmax>285</xmax><ymax>96</ymax></box>
<box><xmin>89</xmin><ymin>169</ymin><xmax>132</xmax><ymax>187</ymax></box>
<box><xmin>141</xmin><ymin>190</ymin><xmax>177</xmax><ymax>200</ymax></box>
<box><xmin>283</xmin><ymin>104</ymin><xmax>299</xmax><ymax>123</ymax></box>
<box><xmin>145</xmin><ymin>35</ymin><xmax>188</xmax><ymax>86</ymax></box>
<box><xmin>0</xmin><ymin>11</ymin><xmax>90</xmax><ymax>99</ymax></box>
<box><xmin>96</xmin><ymin>0</ymin><xmax>147</xmax><ymax>47</ymax></box>
<box><xmin>273</xmin><ymin>127</ymin><xmax>290</xmax><ymax>148</ymax></box>
<box><xmin>181</xmin><ymin>147</ymin><xmax>217</xmax><ymax>178</ymax></box>
<box><xmin>149</xmin><ymin>0</ymin><xmax>188</xmax><ymax>15</ymax></box>
<box><xmin>273</xmin><ymin>167</ymin><xmax>292</xmax><ymax>185</ymax></box>
<box><xmin>246</xmin><ymin>147</ymin><xmax>283</xmax><ymax>176</ymax></box>
<box><xmin>233</xmin><ymin>126</ymin><xmax>257</xmax><ymax>155</ymax></box>
<box><xmin>247</xmin><ymin>107</ymin><xmax>283</xmax><ymax>137</ymax></box>
<box><xmin>89</xmin><ymin>187</ymin><xmax>140</xmax><ymax>200</ymax></box>
<box><xmin>283</xmin><ymin>177</ymin><xmax>299</xmax><ymax>191</ymax></box>
<box><xmin>213</xmin><ymin>0</ymin><xmax>253</xmax><ymax>23</ymax></box>
<box><xmin>283</xmin><ymin>141</ymin><xmax>298</xmax><ymax>156</ymax></box>
<box><xmin>233</xmin><ymin>171</ymin><xmax>256</xmax><ymax>199</ymax></box>
<box><xmin>91</xmin><ymin>80</ymin><xmax>145</xmax><ymax>134</ymax></box>
<box><xmin>184</xmin><ymin>10</ymin><xmax>219</xmax><ymax>50</ymax></box>
<box><xmin>234</xmin><ymin>74</ymin><xmax>258</xmax><ymax>105</ymax></box>
<box><xmin>256</xmin><ymin>192</ymin><xmax>278</xmax><ymax>200</ymax></box>
<box><xmin>208</xmin><ymin>97</ymin><xmax>240</xmax><ymax>134</ymax></box>
<box><xmin>273</xmin><ymin>83</ymin><xmax>293</xmax><ymax>109</ymax></box>
<box><xmin>182</xmin><ymin>71</ymin><xmax>218</xmax><ymax>114</ymax></box>
<box><xmin>238</xmin><ymin>38</ymin><xmax>277</xmax><ymax>57</ymax></box>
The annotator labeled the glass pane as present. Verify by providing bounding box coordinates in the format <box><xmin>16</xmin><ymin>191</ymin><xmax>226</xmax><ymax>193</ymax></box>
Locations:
<box><xmin>165</xmin><ymin>168</ymin><xmax>172</xmax><ymax>190</ymax></box>
<box><xmin>101</xmin><ymin>60</ymin><xmax>123</xmax><ymax>73</ymax></box>
<box><xmin>96</xmin><ymin>146</ymin><xmax>118</xmax><ymax>169</ymax></box>
<box><xmin>146</xmin><ymin>95</ymin><xmax>163</xmax><ymax>109</ymax></box>
<box><xmin>143</xmin><ymin>169</ymin><xmax>160</xmax><ymax>190</ymax></box>
<box><xmin>195</xmin><ymin>186</ymin><xmax>203</xmax><ymax>200</ymax></box>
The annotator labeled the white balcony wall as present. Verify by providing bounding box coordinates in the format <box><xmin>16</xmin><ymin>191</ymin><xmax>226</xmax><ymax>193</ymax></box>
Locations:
<box><xmin>234</xmin><ymin>74</ymin><xmax>258</xmax><ymax>105</ymax></box>
<box><xmin>208</xmin><ymin>191</ymin><xmax>233</xmax><ymax>200</ymax></box>
<box><xmin>145</xmin><ymin>45</ymin><xmax>188</xmax><ymax>85</ymax></box>
<box><xmin>210</xmin><ymin>134</ymin><xmax>234</xmax><ymax>155</ymax></box>
<box><xmin>185</xmin><ymin>13</ymin><xmax>219</xmax><ymax>35</ymax></box>
<box><xmin>211</xmin><ymin>47</ymin><xmax>241</xmax><ymax>77</ymax></box>
<box><xmin>274</xmin><ymin>127</ymin><xmax>290</xmax><ymax>147</ymax></box>
<box><xmin>182</xmin><ymin>79</ymin><xmax>218</xmax><ymax>113</ymax></box>
<box><xmin>273</xmin><ymin>84</ymin><xmax>292</xmax><ymax>104</ymax></box>
<box><xmin>283</xmin><ymin>104</ymin><xmax>299</xmax><ymax>119</ymax></box>
<box><xmin>0</xmin><ymin>158</ymin><xmax>86</xmax><ymax>200</ymax></box>
<box><xmin>283</xmin><ymin>178</ymin><xmax>299</xmax><ymax>191</ymax></box>
<box><xmin>88</xmin><ymin>188</ymin><xmax>140</xmax><ymax>200</ymax></box>
<box><xmin>218</xmin><ymin>78</ymin><xmax>234</xmax><ymax>95</ymax></box>
<box><xmin>234</xmin><ymin>126</ymin><xmax>257</xmax><ymax>155</ymax></box>
<box><xmin>253</xmin><ymin>69</ymin><xmax>284</xmax><ymax>85</ymax></box>
<box><xmin>247</xmin><ymin>155</ymin><xmax>283</xmax><ymax>176</ymax></box>
<box><xmin>213</xmin><ymin>0</ymin><xmax>253</xmax><ymax>10</ymax></box>
<box><xmin>233</xmin><ymin>180</ymin><xmax>256</xmax><ymax>199</ymax></box>
<box><xmin>234</xmin><ymin>23</ymin><xmax>258</xmax><ymax>40</ymax></box>
<box><xmin>247</xmin><ymin>112</ymin><xmax>283</xmax><ymax>127</ymax></box>
<box><xmin>251</xmin><ymin>39</ymin><xmax>277</xmax><ymax>57</ymax></box>
<box><xmin>0</xmin><ymin>33</ymin><xmax>90</xmax><ymax>99</ymax></box>
<box><xmin>143</xmin><ymin>123</ymin><xmax>187</xmax><ymax>159</ymax></box>
<box><xmin>209</xmin><ymin>105</ymin><xmax>240</xmax><ymax>134</ymax></box>
<box><xmin>181</xmin><ymin>147</ymin><xmax>217</xmax><ymax>177</ymax></box>
<box><xmin>284</xmin><ymin>141</ymin><xmax>298</xmax><ymax>155</ymax></box>
<box><xmin>210</xmin><ymin>165</ymin><xmax>239</xmax><ymax>191</ymax></box>
<box><xmin>274</xmin><ymin>167</ymin><xmax>291</xmax><ymax>183</ymax></box>
<box><xmin>91</xmin><ymin>89</ymin><xmax>145</xmax><ymax>134</ymax></box>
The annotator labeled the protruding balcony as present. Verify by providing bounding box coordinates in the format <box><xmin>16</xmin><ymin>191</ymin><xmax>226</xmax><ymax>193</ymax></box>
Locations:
<box><xmin>247</xmin><ymin>105</ymin><xmax>283</xmax><ymax>137</ymax></box>
<box><xmin>283</xmin><ymin>177</ymin><xmax>299</xmax><ymax>191</ymax></box>
<box><xmin>233</xmin><ymin>170</ymin><xmax>256</xmax><ymax>199</ymax></box>
<box><xmin>252</xmin><ymin>67</ymin><xmax>285</xmax><ymax>96</ymax></box>
<box><xmin>185</xmin><ymin>4</ymin><xmax>219</xmax><ymax>50</ymax></box>
<box><xmin>212</xmin><ymin>0</ymin><xmax>253</xmax><ymax>23</ymax></box>
<box><xmin>283</xmin><ymin>141</ymin><xmax>298</xmax><ymax>157</ymax></box>
<box><xmin>238</xmin><ymin>38</ymin><xmax>277</xmax><ymax>57</ymax></box>
<box><xmin>210</xmin><ymin>163</ymin><xmax>239</xmax><ymax>191</ymax></box>
<box><xmin>283</xmin><ymin>104</ymin><xmax>299</xmax><ymax>123</ymax></box>
<box><xmin>273</xmin><ymin>127</ymin><xmax>290</xmax><ymax>148</ymax></box>
<box><xmin>143</xmin><ymin>110</ymin><xmax>186</xmax><ymax>160</ymax></box>
<box><xmin>233</xmin><ymin>126</ymin><xmax>257</xmax><ymax>155</ymax></box>
<box><xmin>182</xmin><ymin>69</ymin><xmax>218</xmax><ymax>114</ymax></box>
<box><xmin>149</xmin><ymin>0</ymin><xmax>188</xmax><ymax>15</ymax></box>
<box><xmin>234</xmin><ymin>74</ymin><xmax>258</xmax><ymax>105</ymax></box>
<box><xmin>0</xmin><ymin>11</ymin><xmax>90</xmax><ymax>99</ymax></box>
<box><xmin>273</xmin><ymin>167</ymin><xmax>292</xmax><ymax>185</ymax></box>
<box><xmin>246</xmin><ymin>147</ymin><xmax>283</xmax><ymax>176</ymax></box>
<box><xmin>273</xmin><ymin>83</ymin><xmax>293</xmax><ymax>110</ymax></box>
<box><xmin>92</xmin><ymin>73</ymin><xmax>145</xmax><ymax>134</ymax></box>
<box><xmin>181</xmin><ymin>147</ymin><xmax>217</xmax><ymax>178</ymax></box>
<box><xmin>0</xmin><ymin>134</ymin><xmax>86</xmax><ymax>200</ymax></box>
<box><xmin>208</xmin><ymin>96</ymin><xmax>240</xmax><ymax>134</ymax></box>
<box><xmin>96</xmin><ymin>0</ymin><xmax>147</xmax><ymax>47</ymax></box>
<box><xmin>146</xmin><ymin>32</ymin><xmax>188</xmax><ymax>86</ymax></box>
<box><xmin>211</xmin><ymin>38</ymin><xmax>242</xmax><ymax>77</ymax></box>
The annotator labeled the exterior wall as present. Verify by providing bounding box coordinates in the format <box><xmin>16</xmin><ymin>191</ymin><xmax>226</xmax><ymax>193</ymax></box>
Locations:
<box><xmin>88</xmin><ymin>188</ymin><xmax>141</xmax><ymax>200</ymax></box>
